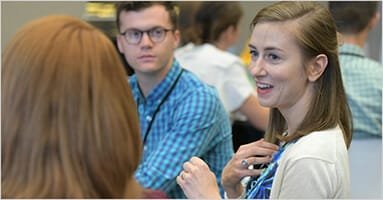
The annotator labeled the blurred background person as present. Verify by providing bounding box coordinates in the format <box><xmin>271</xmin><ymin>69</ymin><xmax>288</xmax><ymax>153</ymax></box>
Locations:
<box><xmin>330</xmin><ymin>1</ymin><xmax>382</xmax><ymax>198</ymax></box>
<box><xmin>1</xmin><ymin>15</ymin><xmax>157</xmax><ymax>198</ymax></box>
<box><xmin>175</xmin><ymin>2</ymin><xmax>269</xmax><ymax>151</ymax></box>
<box><xmin>330</xmin><ymin>1</ymin><xmax>381</xmax><ymax>139</ymax></box>
<box><xmin>177</xmin><ymin>1</ymin><xmax>202</xmax><ymax>47</ymax></box>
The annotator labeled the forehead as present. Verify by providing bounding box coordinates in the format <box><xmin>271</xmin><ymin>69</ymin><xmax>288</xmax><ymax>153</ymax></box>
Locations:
<box><xmin>119</xmin><ymin>5</ymin><xmax>172</xmax><ymax>30</ymax></box>
<box><xmin>250</xmin><ymin>22</ymin><xmax>299</xmax><ymax>51</ymax></box>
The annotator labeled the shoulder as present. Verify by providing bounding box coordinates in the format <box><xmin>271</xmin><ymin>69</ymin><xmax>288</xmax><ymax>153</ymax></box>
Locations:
<box><xmin>170</xmin><ymin>70</ymin><xmax>231</xmax><ymax>129</ymax></box>
<box><xmin>174</xmin><ymin>42</ymin><xmax>195</xmax><ymax>57</ymax></box>
<box><xmin>174</xmin><ymin>70</ymin><xmax>221</xmax><ymax>106</ymax></box>
<box><xmin>283</xmin><ymin>126</ymin><xmax>347</xmax><ymax>164</ymax></box>
<box><xmin>339</xmin><ymin>44</ymin><xmax>382</xmax><ymax>71</ymax></box>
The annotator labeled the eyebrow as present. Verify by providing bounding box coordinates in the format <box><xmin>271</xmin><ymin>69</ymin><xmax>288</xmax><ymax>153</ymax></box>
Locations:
<box><xmin>122</xmin><ymin>26</ymin><xmax>164</xmax><ymax>33</ymax></box>
<box><xmin>248</xmin><ymin>44</ymin><xmax>283</xmax><ymax>52</ymax></box>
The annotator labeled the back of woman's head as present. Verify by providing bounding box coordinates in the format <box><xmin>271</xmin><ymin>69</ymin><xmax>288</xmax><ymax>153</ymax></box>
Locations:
<box><xmin>252</xmin><ymin>2</ymin><xmax>352</xmax><ymax>148</ymax></box>
<box><xmin>2</xmin><ymin>15</ymin><xmax>142</xmax><ymax>198</ymax></box>
<box><xmin>191</xmin><ymin>2</ymin><xmax>243</xmax><ymax>44</ymax></box>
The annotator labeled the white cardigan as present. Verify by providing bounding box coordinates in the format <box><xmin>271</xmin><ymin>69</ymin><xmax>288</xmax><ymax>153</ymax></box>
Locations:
<box><xmin>270</xmin><ymin>126</ymin><xmax>350</xmax><ymax>198</ymax></box>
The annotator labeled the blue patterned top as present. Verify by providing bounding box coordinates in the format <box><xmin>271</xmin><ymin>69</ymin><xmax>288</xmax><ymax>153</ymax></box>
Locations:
<box><xmin>339</xmin><ymin>44</ymin><xmax>382</xmax><ymax>138</ymax></box>
<box><xmin>244</xmin><ymin>140</ymin><xmax>295</xmax><ymax>199</ymax></box>
<box><xmin>129</xmin><ymin>59</ymin><xmax>233</xmax><ymax>198</ymax></box>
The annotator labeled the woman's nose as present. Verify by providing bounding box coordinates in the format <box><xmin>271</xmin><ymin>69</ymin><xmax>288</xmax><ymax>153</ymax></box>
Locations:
<box><xmin>249</xmin><ymin>58</ymin><xmax>266</xmax><ymax>77</ymax></box>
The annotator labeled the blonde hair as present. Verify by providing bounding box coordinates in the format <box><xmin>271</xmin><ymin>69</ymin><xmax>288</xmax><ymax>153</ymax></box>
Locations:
<box><xmin>251</xmin><ymin>2</ymin><xmax>353</xmax><ymax>148</ymax></box>
<box><xmin>2</xmin><ymin>15</ymin><xmax>142</xmax><ymax>198</ymax></box>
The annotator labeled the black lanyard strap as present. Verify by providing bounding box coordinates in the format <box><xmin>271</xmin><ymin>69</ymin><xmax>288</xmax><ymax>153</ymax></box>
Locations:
<box><xmin>142</xmin><ymin>69</ymin><xmax>184</xmax><ymax>144</ymax></box>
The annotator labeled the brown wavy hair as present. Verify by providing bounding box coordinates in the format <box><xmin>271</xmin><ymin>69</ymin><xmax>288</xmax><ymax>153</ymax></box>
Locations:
<box><xmin>251</xmin><ymin>2</ymin><xmax>353</xmax><ymax>148</ymax></box>
<box><xmin>190</xmin><ymin>2</ymin><xmax>243</xmax><ymax>45</ymax></box>
<box><xmin>2</xmin><ymin>15</ymin><xmax>142</xmax><ymax>198</ymax></box>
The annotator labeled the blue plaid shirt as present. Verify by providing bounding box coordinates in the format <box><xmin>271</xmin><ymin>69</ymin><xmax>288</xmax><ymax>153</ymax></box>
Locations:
<box><xmin>129</xmin><ymin>59</ymin><xmax>233</xmax><ymax>198</ymax></box>
<box><xmin>339</xmin><ymin>44</ymin><xmax>382</xmax><ymax>138</ymax></box>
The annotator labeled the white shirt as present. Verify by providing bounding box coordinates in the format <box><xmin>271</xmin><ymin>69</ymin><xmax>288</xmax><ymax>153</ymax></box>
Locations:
<box><xmin>175</xmin><ymin>43</ymin><xmax>255</xmax><ymax>123</ymax></box>
<box><xmin>271</xmin><ymin>126</ymin><xmax>350</xmax><ymax>198</ymax></box>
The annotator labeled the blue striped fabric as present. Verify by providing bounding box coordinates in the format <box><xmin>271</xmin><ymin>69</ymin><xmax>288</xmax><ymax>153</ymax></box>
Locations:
<box><xmin>339</xmin><ymin>44</ymin><xmax>382</xmax><ymax>138</ymax></box>
<box><xmin>129</xmin><ymin>59</ymin><xmax>233</xmax><ymax>198</ymax></box>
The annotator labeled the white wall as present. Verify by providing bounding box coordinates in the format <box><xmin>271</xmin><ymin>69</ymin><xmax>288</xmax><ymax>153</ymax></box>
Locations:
<box><xmin>1</xmin><ymin>1</ymin><xmax>86</xmax><ymax>50</ymax></box>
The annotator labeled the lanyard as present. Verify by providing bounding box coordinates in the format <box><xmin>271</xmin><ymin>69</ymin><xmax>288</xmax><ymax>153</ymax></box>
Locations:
<box><xmin>142</xmin><ymin>69</ymin><xmax>184</xmax><ymax>144</ymax></box>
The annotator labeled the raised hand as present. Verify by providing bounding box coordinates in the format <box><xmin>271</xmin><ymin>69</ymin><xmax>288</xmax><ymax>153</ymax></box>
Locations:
<box><xmin>222</xmin><ymin>139</ymin><xmax>279</xmax><ymax>198</ymax></box>
<box><xmin>176</xmin><ymin>157</ymin><xmax>222</xmax><ymax>199</ymax></box>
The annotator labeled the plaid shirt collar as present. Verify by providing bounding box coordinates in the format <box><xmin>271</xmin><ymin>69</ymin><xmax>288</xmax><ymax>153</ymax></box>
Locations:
<box><xmin>131</xmin><ymin>59</ymin><xmax>183</xmax><ymax>105</ymax></box>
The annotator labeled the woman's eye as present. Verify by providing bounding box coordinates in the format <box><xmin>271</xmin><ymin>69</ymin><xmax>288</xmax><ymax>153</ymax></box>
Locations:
<box><xmin>266</xmin><ymin>54</ymin><xmax>280</xmax><ymax>61</ymax></box>
<box><xmin>249</xmin><ymin>50</ymin><xmax>259</xmax><ymax>59</ymax></box>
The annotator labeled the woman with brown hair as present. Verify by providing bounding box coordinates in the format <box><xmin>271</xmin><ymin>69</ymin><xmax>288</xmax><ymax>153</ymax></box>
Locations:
<box><xmin>177</xmin><ymin>2</ymin><xmax>353</xmax><ymax>198</ymax></box>
<box><xmin>2</xmin><ymin>15</ymin><xmax>143</xmax><ymax>198</ymax></box>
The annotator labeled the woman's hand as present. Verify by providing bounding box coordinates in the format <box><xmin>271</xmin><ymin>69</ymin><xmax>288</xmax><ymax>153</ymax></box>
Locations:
<box><xmin>222</xmin><ymin>139</ymin><xmax>279</xmax><ymax>198</ymax></box>
<box><xmin>176</xmin><ymin>157</ymin><xmax>222</xmax><ymax>199</ymax></box>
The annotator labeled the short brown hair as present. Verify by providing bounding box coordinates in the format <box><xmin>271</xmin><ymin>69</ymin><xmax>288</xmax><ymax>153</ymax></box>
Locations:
<box><xmin>329</xmin><ymin>1</ymin><xmax>379</xmax><ymax>34</ymax></box>
<box><xmin>115</xmin><ymin>1</ymin><xmax>178</xmax><ymax>32</ymax></box>
<box><xmin>191</xmin><ymin>2</ymin><xmax>243</xmax><ymax>44</ymax></box>
<box><xmin>2</xmin><ymin>15</ymin><xmax>142</xmax><ymax>198</ymax></box>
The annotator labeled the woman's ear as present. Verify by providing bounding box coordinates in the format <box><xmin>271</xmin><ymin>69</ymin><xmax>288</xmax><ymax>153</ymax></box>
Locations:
<box><xmin>307</xmin><ymin>54</ymin><xmax>328</xmax><ymax>82</ymax></box>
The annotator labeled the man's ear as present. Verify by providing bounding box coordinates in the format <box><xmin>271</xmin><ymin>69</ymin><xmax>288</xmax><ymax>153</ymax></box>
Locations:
<box><xmin>368</xmin><ymin>13</ymin><xmax>380</xmax><ymax>31</ymax></box>
<box><xmin>116</xmin><ymin>34</ymin><xmax>124</xmax><ymax>54</ymax></box>
<box><xmin>173</xmin><ymin>30</ymin><xmax>180</xmax><ymax>48</ymax></box>
<box><xmin>307</xmin><ymin>54</ymin><xmax>328</xmax><ymax>82</ymax></box>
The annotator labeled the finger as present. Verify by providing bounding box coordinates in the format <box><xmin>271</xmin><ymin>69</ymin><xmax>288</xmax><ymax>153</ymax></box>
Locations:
<box><xmin>240</xmin><ymin>159</ymin><xmax>249</xmax><ymax>168</ymax></box>
<box><xmin>190</xmin><ymin>156</ymin><xmax>209</xmax><ymax>169</ymax></box>
<box><xmin>176</xmin><ymin>174</ymin><xmax>184</xmax><ymax>186</ymax></box>
<box><xmin>190</xmin><ymin>156</ymin><xmax>203</xmax><ymax>163</ymax></box>
<box><xmin>183</xmin><ymin>161</ymin><xmax>195</xmax><ymax>173</ymax></box>
<box><xmin>258</xmin><ymin>140</ymin><xmax>279</xmax><ymax>151</ymax></box>
<box><xmin>237</xmin><ymin>141</ymin><xmax>278</xmax><ymax>158</ymax></box>
<box><xmin>246</xmin><ymin>155</ymin><xmax>273</xmax><ymax>166</ymax></box>
<box><xmin>243</xmin><ymin>168</ymin><xmax>266</xmax><ymax>177</ymax></box>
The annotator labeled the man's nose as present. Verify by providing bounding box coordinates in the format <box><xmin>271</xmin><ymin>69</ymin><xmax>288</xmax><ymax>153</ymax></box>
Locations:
<box><xmin>140</xmin><ymin>32</ymin><xmax>154</xmax><ymax>46</ymax></box>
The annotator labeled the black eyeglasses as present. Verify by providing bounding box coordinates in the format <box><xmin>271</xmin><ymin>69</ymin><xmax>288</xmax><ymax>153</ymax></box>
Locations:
<box><xmin>120</xmin><ymin>27</ymin><xmax>174</xmax><ymax>45</ymax></box>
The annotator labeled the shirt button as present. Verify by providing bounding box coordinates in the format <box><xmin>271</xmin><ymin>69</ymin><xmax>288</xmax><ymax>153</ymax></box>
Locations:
<box><xmin>144</xmin><ymin>146</ymin><xmax>148</xmax><ymax>151</ymax></box>
<box><xmin>146</xmin><ymin>115</ymin><xmax>152</xmax><ymax>122</ymax></box>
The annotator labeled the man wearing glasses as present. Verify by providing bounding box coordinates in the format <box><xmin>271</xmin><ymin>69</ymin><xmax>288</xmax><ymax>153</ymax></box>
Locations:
<box><xmin>116</xmin><ymin>2</ymin><xmax>233</xmax><ymax>198</ymax></box>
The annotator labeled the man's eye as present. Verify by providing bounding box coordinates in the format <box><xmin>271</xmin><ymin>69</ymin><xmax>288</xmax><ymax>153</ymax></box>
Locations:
<box><xmin>151</xmin><ymin>29</ymin><xmax>163</xmax><ymax>36</ymax></box>
<box><xmin>127</xmin><ymin>30</ymin><xmax>141</xmax><ymax>37</ymax></box>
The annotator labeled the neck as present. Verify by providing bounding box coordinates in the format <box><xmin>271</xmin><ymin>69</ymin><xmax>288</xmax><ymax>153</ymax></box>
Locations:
<box><xmin>136</xmin><ymin>60</ymin><xmax>173</xmax><ymax>97</ymax></box>
<box><xmin>280</xmin><ymin>84</ymin><xmax>314</xmax><ymax>136</ymax></box>
<box><xmin>136</xmin><ymin>74</ymin><xmax>160</xmax><ymax>97</ymax></box>
<box><xmin>213</xmin><ymin>40</ymin><xmax>229</xmax><ymax>51</ymax></box>
<box><xmin>340</xmin><ymin>30</ymin><xmax>369</xmax><ymax>49</ymax></box>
